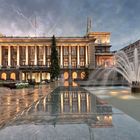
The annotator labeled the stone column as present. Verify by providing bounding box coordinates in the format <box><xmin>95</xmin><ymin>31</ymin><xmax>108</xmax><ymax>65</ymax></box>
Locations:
<box><xmin>17</xmin><ymin>46</ymin><xmax>20</xmax><ymax>66</ymax></box>
<box><xmin>77</xmin><ymin>46</ymin><xmax>80</xmax><ymax>68</ymax></box>
<box><xmin>30</xmin><ymin>71</ymin><xmax>32</xmax><ymax>80</ymax></box>
<box><xmin>86</xmin><ymin>93</ymin><xmax>90</xmax><ymax>113</ymax></box>
<box><xmin>23</xmin><ymin>73</ymin><xmax>26</xmax><ymax>81</ymax></box>
<box><xmin>69</xmin><ymin>46</ymin><xmax>71</xmax><ymax>68</ymax></box>
<box><xmin>19</xmin><ymin>71</ymin><xmax>22</xmax><ymax>82</ymax></box>
<box><xmin>70</xmin><ymin>93</ymin><xmax>72</xmax><ymax>113</ymax></box>
<box><xmin>60</xmin><ymin>46</ymin><xmax>63</xmax><ymax>68</ymax></box>
<box><xmin>85</xmin><ymin>46</ymin><xmax>88</xmax><ymax>67</ymax></box>
<box><xmin>43</xmin><ymin>46</ymin><xmax>46</xmax><ymax>65</ymax></box>
<box><xmin>34</xmin><ymin>46</ymin><xmax>37</xmax><ymax>65</ymax></box>
<box><xmin>60</xmin><ymin>93</ymin><xmax>63</xmax><ymax>113</ymax></box>
<box><xmin>78</xmin><ymin>92</ymin><xmax>81</xmax><ymax>113</ymax></box>
<box><xmin>8</xmin><ymin>46</ymin><xmax>11</xmax><ymax>66</ymax></box>
<box><xmin>26</xmin><ymin>46</ymin><xmax>28</xmax><ymax>65</ymax></box>
<box><xmin>43</xmin><ymin>98</ymin><xmax>46</xmax><ymax>112</ymax></box>
<box><xmin>40</xmin><ymin>71</ymin><xmax>42</xmax><ymax>82</ymax></box>
<box><xmin>0</xmin><ymin>46</ymin><xmax>2</xmax><ymax>66</ymax></box>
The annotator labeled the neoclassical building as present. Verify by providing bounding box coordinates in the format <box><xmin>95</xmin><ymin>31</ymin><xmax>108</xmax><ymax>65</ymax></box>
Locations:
<box><xmin>0</xmin><ymin>31</ymin><xmax>113</xmax><ymax>82</ymax></box>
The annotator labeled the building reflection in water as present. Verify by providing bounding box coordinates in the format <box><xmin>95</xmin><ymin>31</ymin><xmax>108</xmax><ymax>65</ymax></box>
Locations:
<box><xmin>20</xmin><ymin>87</ymin><xmax>112</xmax><ymax>128</ymax></box>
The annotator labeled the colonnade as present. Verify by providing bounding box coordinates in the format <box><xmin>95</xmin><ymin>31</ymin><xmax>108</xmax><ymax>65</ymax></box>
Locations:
<box><xmin>0</xmin><ymin>45</ymin><xmax>89</xmax><ymax>68</ymax></box>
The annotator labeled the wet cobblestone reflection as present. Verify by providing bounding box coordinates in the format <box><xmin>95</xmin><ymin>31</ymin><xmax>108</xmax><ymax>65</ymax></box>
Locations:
<box><xmin>11</xmin><ymin>86</ymin><xmax>113</xmax><ymax>128</ymax></box>
<box><xmin>0</xmin><ymin>83</ymin><xmax>57</xmax><ymax>129</ymax></box>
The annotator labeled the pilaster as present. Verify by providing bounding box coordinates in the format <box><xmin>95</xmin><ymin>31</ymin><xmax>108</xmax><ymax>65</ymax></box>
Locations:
<box><xmin>8</xmin><ymin>46</ymin><xmax>11</xmax><ymax>66</ymax></box>
<box><xmin>43</xmin><ymin>46</ymin><xmax>46</xmax><ymax>65</ymax></box>
<box><xmin>17</xmin><ymin>46</ymin><xmax>20</xmax><ymax>66</ymax></box>
<box><xmin>34</xmin><ymin>46</ymin><xmax>37</xmax><ymax>65</ymax></box>
<box><xmin>77</xmin><ymin>46</ymin><xmax>80</xmax><ymax>68</ymax></box>
<box><xmin>26</xmin><ymin>46</ymin><xmax>28</xmax><ymax>65</ymax></box>
<box><xmin>60</xmin><ymin>46</ymin><xmax>63</xmax><ymax>68</ymax></box>
<box><xmin>0</xmin><ymin>46</ymin><xmax>2</xmax><ymax>66</ymax></box>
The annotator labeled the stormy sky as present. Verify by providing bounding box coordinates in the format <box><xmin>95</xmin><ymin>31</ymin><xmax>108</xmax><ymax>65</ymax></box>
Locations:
<box><xmin>0</xmin><ymin>0</ymin><xmax>140</xmax><ymax>50</ymax></box>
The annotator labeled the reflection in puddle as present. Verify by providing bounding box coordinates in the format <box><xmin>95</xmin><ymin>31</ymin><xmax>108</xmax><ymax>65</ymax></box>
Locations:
<box><xmin>13</xmin><ymin>87</ymin><xmax>113</xmax><ymax>128</ymax></box>
<box><xmin>0</xmin><ymin>86</ymin><xmax>51</xmax><ymax>129</ymax></box>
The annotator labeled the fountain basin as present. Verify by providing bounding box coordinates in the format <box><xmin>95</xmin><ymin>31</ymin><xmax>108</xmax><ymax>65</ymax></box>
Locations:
<box><xmin>131</xmin><ymin>87</ymin><xmax>140</xmax><ymax>93</ymax></box>
<box><xmin>131</xmin><ymin>81</ymin><xmax>140</xmax><ymax>93</ymax></box>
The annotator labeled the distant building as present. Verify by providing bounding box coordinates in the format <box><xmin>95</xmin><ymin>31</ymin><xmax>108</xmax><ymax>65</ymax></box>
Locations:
<box><xmin>121</xmin><ymin>40</ymin><xmax>140</xmax><ymax>63</ymax></box>
<box><xmin>0</xmin><ymin>25</ymin><xmax>113</xmax><ymax>83</ymax></box>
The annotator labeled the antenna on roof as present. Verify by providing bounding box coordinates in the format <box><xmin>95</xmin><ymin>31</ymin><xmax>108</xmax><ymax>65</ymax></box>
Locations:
<box><xmin>86</xmin><ymin>17</ymin><xmax>92</xmax><ymax>34</ymax></box>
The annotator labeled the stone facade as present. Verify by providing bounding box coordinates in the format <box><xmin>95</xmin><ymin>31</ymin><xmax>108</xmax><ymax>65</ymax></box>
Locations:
<box><xmin>0</xmin><ymin>32</ymin><xmax>113</xmax><ymax>82</ymax></box>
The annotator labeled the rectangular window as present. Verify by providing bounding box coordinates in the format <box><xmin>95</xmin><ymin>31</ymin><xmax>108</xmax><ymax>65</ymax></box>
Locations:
<box><xmin>71</xmin><ymin>46</ymin><xmax>76</xmax><ymax>56</ymax></box>
<box><xmin>47</xmin><ymin>59</ymin><xmax>51</xmax><ymax>67</ymax></box>
<box><xmin>64</xmin><ymin>47</ymin><xmax>68</xmax><ymax>55</ymax></box>
<box><xmin>64</xmin><ymin>58</ymin><xmax>69</xmax><ymax>68</ymax></box>
<box><xmin>28</xmin><ymin>46</ymin><xmax>35</xmax><ymax>65</ymax></box>
<box><xmin>79</xmin><ymin>46</ymin><xmax>85</xmax><ymax>56</ymax></box>
<box><xmin>38</xmin><ymin>46</ymin><xmax>44</xmax><ymax>60</ymax></box>
<box><xmin>38</xmin><ymin>61</ymin><xmax>43</xmax><ymax>66</ymax></box>
<box><xmin>71</xmin><ymin>58</ymin><xmax>77</xmax><ymax>68</ymax></box>
<box><xmin>47</xmin><ymin>46</ymin><xmax>51</xmax><ymax>56</ymax></box>
<box><xmin>11</xmin><ymin>46</ymin><xmax>17</xmax><ymax>67</ymax></box>
<box><xmin>2</xmin><ymin>46</ymin><xmax>8</xmax><ymax>66</ymax></box>
<box><xmin>20</xmin><ymin>46</ymin><xmax>26</xmax><ymax>65</ymax></box>
<box><xmin>80</xmin><ymin>58</ymin><xmax>85</xmax><ymax>67</ymax></box>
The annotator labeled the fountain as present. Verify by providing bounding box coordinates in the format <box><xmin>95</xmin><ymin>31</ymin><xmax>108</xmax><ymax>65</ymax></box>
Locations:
<box><xmin>113</xmin><ymin>48</ymin><xmax>140</xmax><ymax>93</ymax></box>
<box><xmin>82</xmin><ymin>48</ymin><xmax>140</xmax><ymax>92</ymax></box>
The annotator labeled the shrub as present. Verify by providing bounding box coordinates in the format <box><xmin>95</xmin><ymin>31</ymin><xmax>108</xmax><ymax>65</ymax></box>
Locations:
<box><xmin>16</xmin><ymin>82</ymin><xmax>29</xmax><ymax>89</ymax></box>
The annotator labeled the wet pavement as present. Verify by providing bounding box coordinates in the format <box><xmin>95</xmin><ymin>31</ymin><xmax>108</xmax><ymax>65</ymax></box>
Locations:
<box><xmin>0</xmin><ymin>81</ymin><xmax>59</xmax><ymax>129</ymax></box>
<box><xmin>0</xmin><ymin>85</ymin><xmax>140</xmax><ymax>140</ymax></box>
<box><xmin>85</xmin><ymin>86</ymin><xmax>140</xmax><ymax>122</ymax></box>
<box><xmin>1</xmin><ymin>84</ymin><xmax>140</xmax><ymax>140</ymax></box>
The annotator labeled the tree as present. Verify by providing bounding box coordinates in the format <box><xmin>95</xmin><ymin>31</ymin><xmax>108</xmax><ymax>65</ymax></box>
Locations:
<box><xmin>50</xmin><ymin>35</ymin><xmax>60</xmax><ymax>80</ymax></box>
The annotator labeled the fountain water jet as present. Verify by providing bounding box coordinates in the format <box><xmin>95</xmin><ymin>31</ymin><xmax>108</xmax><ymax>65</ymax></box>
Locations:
<box><xmin>113</xmin><ymin>48</ymin><xmax>140</xmax><ymax>93</ymax></box>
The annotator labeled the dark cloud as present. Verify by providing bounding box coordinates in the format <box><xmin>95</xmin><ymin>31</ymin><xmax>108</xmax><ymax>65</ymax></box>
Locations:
<box><xmin>0</xmin><ymin>0</ymin><xmax>140</xmax><ymax>50</ymax></box>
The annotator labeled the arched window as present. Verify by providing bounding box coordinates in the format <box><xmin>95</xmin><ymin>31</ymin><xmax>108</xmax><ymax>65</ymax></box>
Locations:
<box><xmin>81</xmin><ymin>72</ymin><xmax>85</xmax><ymax>79</ymax></box>
<box><xmin>1</xmin><ymin>73</ymin><xmax>7</xmax><ymax>80</ymax></box>
<box><xmin>72</xmin><ymin>72</ymin><xmax>77</xmax><ymax>79</ymax></box>
<box><xmin>64</xmin><ymin>72</ymin><xmax>69</xmax><ymax>80</ymax></box>
<box><xmin>10</xmin><ymin>73</ymin><xmax>16</xmax><ymax>80</ymax></box>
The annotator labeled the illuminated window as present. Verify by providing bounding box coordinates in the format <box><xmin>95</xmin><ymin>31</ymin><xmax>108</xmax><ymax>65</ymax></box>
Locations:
<box><xmin>10</xmin><ymin>73</ymin><xmax>16</xmax><ymax>80</ymax></box>
<box><xmin>72</xmin><ymin>72</ymin><xmax>77</xmax><ymax>79</ymax></box>
<box><xmin>64</xmin><ymin>81</ymin><xmax>69</xmax><ymax>86</ymax></box>
<box><xmin>71</xmin><ymin>58</ymin><xmax>77</xmax><ymax>68</ymax></box>
<box><xmin>38</xmin><ymin>61</ymin><xmax>43</xmax><ymax>65</ymax></box>
<box><xmin>81</xmin><ymin>72</ymin><xmax>85</xmax><ymax>79</ymax></box>
<box><xmin>47</xmin><ymin>59</ymin><xmax>51</xmax><ymax>67</ymax></box>
<box><xmin>64</xmin><ymin>58</ymin><xmax>69</xmax><ymax>68</ymax></box>
<box><xmin>1</xmin><ymin>73</ymin><xmax>7</xmax><ymax>80</ymax></box>
<box><xmin>97</xmin><ymin>56</ymin><xmax>114</xmax><ymax>68</ymax></box>
<box><xmin>64</xmin><ymin>72</ymin><xmax>69</xmax><ymax>80</ymax></box>
<box><xmin>80</xmin><ymin>58</ymin><xmax>85</xmax><ymax>67</ymax></box>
